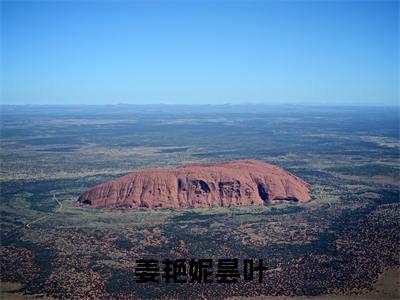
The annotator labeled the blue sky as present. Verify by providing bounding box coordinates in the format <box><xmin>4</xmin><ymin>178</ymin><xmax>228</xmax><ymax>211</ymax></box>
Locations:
<box><xmin>1</xmin><ymin>1</ymin><xmax>399</xmax><ymax>105</ymax></box>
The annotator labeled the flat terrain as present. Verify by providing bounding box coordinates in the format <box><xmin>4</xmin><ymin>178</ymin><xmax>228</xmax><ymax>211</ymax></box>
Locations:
<box><xmin>0</xmin><ymin>105</ymin><xmax>399</xmax><ymax>299</ymax></box>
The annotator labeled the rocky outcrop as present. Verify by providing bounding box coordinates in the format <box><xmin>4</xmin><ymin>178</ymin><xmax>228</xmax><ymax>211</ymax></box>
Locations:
<box><xmin>77</xmin><ymin>160</ymin><xmax>311</xmax><ymax>209</ymax></box>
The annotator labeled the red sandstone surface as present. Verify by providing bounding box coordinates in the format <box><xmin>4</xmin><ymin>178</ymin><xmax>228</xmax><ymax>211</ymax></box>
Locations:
<box><xmin>77</xmin><ymin>160</ymin><xmax>311</xmax><ymax>209</ymax></box>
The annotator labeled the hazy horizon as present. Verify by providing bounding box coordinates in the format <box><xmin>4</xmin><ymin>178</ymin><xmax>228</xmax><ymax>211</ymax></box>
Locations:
<box><xmin>1</xmin><ymin>102</ymin><xmax>399</xmax><ymax>110</ymax></box>
<box><xmin>1</xmin><ymin>101</ymin><xmax>400</xmax><ymax>108</ymax></box>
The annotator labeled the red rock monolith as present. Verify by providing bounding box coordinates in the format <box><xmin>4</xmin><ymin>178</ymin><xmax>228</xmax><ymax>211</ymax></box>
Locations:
<box><xmin>77</xmin><ymin>160</ymin><xmax>311</xmax><ymax>209</ymax></box>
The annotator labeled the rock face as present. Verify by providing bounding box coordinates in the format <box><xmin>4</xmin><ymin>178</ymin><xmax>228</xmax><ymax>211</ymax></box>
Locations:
<box><xmin>77</xmin><ymin>160</ymin><xmax>311</xmax><ymax>209</ymax></box>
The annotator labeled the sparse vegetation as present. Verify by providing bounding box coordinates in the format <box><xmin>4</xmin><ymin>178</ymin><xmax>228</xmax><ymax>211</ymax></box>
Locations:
<box><xmin>0</xmin><ymin>105</ymin><xmax>399</xmax><ymax>299</ymax></box>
